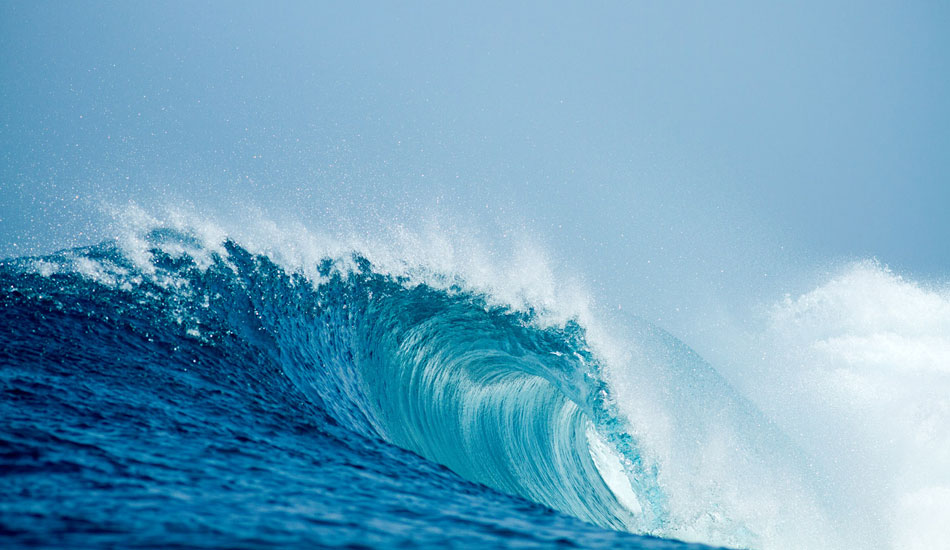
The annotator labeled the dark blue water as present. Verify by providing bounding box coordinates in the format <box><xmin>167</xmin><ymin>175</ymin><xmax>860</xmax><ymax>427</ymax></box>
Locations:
<box><xmin>0</xmin><ymin>229</ymin><xmax>724</xmax><ymax>549</ymax></box>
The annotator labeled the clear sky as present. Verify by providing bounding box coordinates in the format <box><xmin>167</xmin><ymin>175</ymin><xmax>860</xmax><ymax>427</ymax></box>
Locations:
<box><xmin>2</xmin><ymin>1</ymin><xmax>948</xmax><ymax>329</ymax></box>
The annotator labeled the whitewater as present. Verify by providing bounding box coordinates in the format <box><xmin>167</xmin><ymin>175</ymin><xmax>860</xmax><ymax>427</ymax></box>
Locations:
<box><xmin>2</xmin><ymin>207</ymin><xmax>948</xmax><ymax>550</ymax></box>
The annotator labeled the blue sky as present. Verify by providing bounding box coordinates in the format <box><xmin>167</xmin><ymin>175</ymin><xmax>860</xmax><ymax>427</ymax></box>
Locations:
<box><xmin>2</xmin><ymin>1</ymin><xmax>948</xmax><ymax>325</ymax></box>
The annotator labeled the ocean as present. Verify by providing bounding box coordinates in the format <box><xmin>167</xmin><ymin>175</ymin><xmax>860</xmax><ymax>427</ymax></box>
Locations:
<box><xmin>1</xmin><ymin>220</ymin><xmax>735</xmax><ymax>549</ymax></box>
<box><xmin>3</xmin><ymin>3</ymin><xmax>948</xmax><ymax>549</ymax></box>
<box><xmin>3</xmin><ymin>209</ymin><xmax>949</xmax><ymax>549</ymax></box>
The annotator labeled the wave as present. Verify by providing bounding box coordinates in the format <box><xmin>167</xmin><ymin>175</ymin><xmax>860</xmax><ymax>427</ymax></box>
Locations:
<box><xmin>730</xmin><ymin>260</ymin><xmax>950</xmax><ymax>549</ymax></box>
<box><xmin>5</xmin><ymin>208</ymin><xmax>947</xmax><ymax>549</ymax></box>
<box><xmin>10</xmin><ymin>226</ymin><xmax>661</xmax><ymax>531</ymax></box>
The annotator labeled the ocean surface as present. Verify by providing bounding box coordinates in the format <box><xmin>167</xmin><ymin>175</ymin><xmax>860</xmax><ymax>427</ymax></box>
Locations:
<box><xmin>3</xmin><ymin>3</ymin><xmax>948</xmax><ymax>548</ymax></box>
<box><xmin>2</xmin><ymin>216</ymin><xmax>947</xmax><ymax>549</ymax></box>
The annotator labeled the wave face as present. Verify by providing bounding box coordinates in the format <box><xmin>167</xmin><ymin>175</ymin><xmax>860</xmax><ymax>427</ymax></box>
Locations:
<box><xmin>0</xmin><ymin>226</ymin><xmax>707</xmax><ymax>549</ymax></box>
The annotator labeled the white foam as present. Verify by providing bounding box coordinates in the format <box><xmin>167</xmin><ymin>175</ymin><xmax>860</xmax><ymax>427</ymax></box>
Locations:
<box><xmin>29</xmin><ymin>259</ymin><xmax>60</xmax><ymax>277</ymax></box>
<box><xmin>722</xmin><ymin>260</ymin><xmax>950</xmax><ymax>549</ymax></box>
<box><xmin>105</xmin><ymin>203</ymin><xmax>596</xmax><ymax>330</ymax></box>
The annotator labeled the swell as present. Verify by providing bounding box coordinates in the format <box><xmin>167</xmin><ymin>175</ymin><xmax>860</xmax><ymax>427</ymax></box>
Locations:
<box><xmin>3</xmin><ymin>228</ymin><xmax>661</xmax><ymax>533</ymax></box>
<box><xmin>8</xmin><ymin>219</ymin><xmax>946</xmax><ymax>549</ymax></box>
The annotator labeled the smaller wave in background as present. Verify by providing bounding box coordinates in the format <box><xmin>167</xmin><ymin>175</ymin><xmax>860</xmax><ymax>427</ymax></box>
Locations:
<box><xmin>727</xmin><ymin>260</ymin><xmax>950</xmax><ymax>549</ymax></box>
